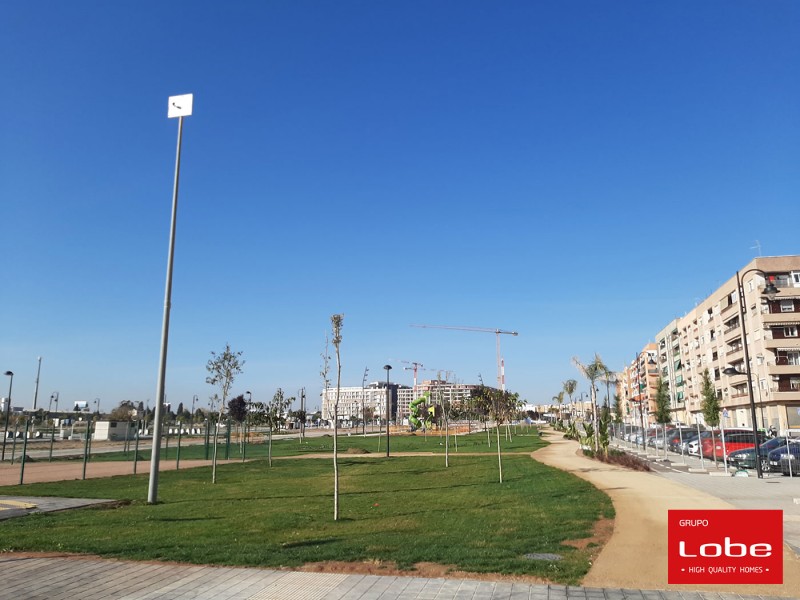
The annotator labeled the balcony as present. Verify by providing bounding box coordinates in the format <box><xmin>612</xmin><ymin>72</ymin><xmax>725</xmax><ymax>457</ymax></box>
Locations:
<box><xmin>764</xmin><ymin>337</ymin><xmax>800</xmax><ymax>351</ymax></box>
<box><xmin>766</xmin><ymin>364</ymin><xmax>800</xmax><ymax>376</ymax></box>
<box><xmin>724</xmin><ymin>371</ymin><xmax>747</xmax><ymax>385</ymax></box>
<box><xmin>721</xmin><ymin>301</ymin><xmax>737</xmax><ymax>316</ymax></box>
<box><xmin>723</xmin><ymin>325</ymin><xmax>741</xmax><ymax>343</ymax></box>
<box><xmin>725</xmin><ymin>347</ymin><xmax>744</xmax><ymax>362</ymax></box>
<box><xmin>762</xmin><ymin>312</ymin><xmax>800</xmax><ymax>326</ymax></box>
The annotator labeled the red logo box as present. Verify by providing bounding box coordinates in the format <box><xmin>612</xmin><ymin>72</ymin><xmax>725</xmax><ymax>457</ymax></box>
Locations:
<box><xmin>668</xmin><ymin>510</ymin><xmax>782</xmax><ymax>584</ymax></box>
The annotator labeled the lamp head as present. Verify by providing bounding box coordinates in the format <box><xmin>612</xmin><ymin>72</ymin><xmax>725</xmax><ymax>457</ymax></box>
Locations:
<box><xmin>723</xmin><ymin>367</ymin><xmax>744</xmax><ymax>376</ymax></box>
<box><xmin>383</xmin><ymin>364</ymin><xmax>392</xmax><ymax>371</ymax></box>
<box><xmin>762</xmin><ymin>282</ymin><xmax>779</xmax><ymax>301</ymax></box>
<box><xmin>4</xmin><ymin>371</ymin><xmax>12</xmax><ymax>377</ymax></box>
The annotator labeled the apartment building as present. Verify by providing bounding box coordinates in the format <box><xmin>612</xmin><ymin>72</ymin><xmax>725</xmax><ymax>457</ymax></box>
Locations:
<box><xmin>320</xmin><ymin>380</ymin><xmax>477</xmax><ymax>424</ymax></box>
<box><xmin>320</xmin><ymin>382</ymin><xmax>408</xmax><ymax>423</ymax></box>
<box><xmin>618</xmin><ymin>344</ymin><xmax>658</xmax><ymax>425</ymax></box>
<box><xmin>413</xmin><ymin>380</ymin><xmax>478</xmax><ymax>410</ymax></box>
<box><xmin>626</xmin><ymin>256</ymin><xmax>800</xmax><ymax>433</ymax></box>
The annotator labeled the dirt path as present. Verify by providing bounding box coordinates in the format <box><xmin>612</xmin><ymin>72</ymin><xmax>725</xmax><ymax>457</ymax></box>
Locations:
<box><xmin>533</xmin><ymin>435</ymin><xmax>800</xmax><ymax>597</ymax></box>
<box><xmin>0</xmin><ymin>459</ymin><xmax>231</xmax><ymax>486</ymax></box>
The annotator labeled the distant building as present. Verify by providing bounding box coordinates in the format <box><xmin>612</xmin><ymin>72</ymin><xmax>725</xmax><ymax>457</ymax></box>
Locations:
<box><xmin>320</xmin><ymin>379</ymin><xmax>479</xmax><ymax>424</ymax></box>
<box><xmin>618</xmin><ymin>256</ymin><xmax>800</xmax><ymax>434</ymax></box>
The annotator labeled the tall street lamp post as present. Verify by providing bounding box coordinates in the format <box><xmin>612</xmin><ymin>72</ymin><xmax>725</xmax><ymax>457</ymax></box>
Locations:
<box><xmin>722</xmin><ymin>269</ymin><xmax>779</xmax><ymax>479</ymax></box>
<box><xmin>32</xmin><ymin>356</ymin><xmax>42</xmax><ymax>411</ymax></box>
<box><xmin>49</xmin><ymin>392</ymin><xmax>59</xmax><ymax>461</ymax></box>
<box><xmin>2</xmin><ymin>371</ymin><xmax>13</xmax><ymax>461</ymax></box>
<box><xmin>384</xmin><ymin>365</ymin><xmax>392</xmax><ymax>458</ymax></box>
<box><xmin>361</xmin><ymin>367</ymin><xmax>369</xmax><ymax>437</ymax></box>
<box><xmin>191</xmin><ymin>394</ymin><xmax>198</xmax><ymax>428</ymax></box>
<box><xmin>148</xmin><ymin>93</ymin><xmax>193</xmax><ymax>505</ymax></box>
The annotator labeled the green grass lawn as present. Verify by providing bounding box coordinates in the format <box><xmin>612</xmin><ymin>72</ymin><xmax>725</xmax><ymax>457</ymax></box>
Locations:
<box><xmin>0</xmin><ymin>438</ymin><xmax>613</xmax><ymax>585</ymax></box>
<box><xmin>84</xmin><ymin>426</ymin><xmax>545</xmax><ymax>462</ymax></box>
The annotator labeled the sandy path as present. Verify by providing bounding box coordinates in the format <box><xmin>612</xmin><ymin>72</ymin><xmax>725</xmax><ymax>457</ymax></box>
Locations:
<box><xmin>533</xmin><ymin>435</ymin><xmax>800</xmax><ymax>597</ymax></box>
<box><xmin>0</xmin><ymin>459</ymin><xmax>230</xmax><ymax>486</ymax></box>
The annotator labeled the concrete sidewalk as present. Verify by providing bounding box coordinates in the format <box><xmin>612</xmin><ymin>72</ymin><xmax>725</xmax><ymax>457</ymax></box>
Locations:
<box><xmin>0</xmin><ymin>554</ymin><xmax>793</xmax><ymax>600</ymax></box>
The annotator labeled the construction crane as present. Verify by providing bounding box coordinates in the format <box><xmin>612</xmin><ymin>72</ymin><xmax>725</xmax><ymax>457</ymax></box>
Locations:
<box><xmin>400</xmin><ymin>360</ymin><xmax>426</xmax><ymax>389</ymax></box>
<box><xmin>410</xmin><ymin>324</ymin><xmax>519</xmax><ymax>391</ymax></box>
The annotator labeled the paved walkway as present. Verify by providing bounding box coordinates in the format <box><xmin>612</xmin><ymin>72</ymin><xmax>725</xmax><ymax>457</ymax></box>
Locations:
<box><xmin>0</xmin><ymin>554</ymin><xmax>793</xmax><ymax>600</ymax></box>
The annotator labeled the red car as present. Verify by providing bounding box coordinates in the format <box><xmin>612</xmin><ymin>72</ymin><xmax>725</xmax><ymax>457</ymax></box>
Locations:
<box><xmin>701</xmin><ymin>429</ymin><xmax>766</xmax><ymax>460</ymax></box>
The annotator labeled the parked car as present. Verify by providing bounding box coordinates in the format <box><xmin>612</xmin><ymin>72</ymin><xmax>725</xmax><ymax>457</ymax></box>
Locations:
<box><xmin>701</xmin><ymin>429</ymin><xmax>765</xmax><ymax>460</ymax></box>
<box><xmin>687</xmin><ymin>431</ymin><xmax>717</xmax><ymax>456</ymax></box>
<box><xmin>767</xmin><ymin>440</ymin><xmax>800</xmax><ymax>475</ymax></box>
<box><xmin>728</xmin><ymin>437</ymin><xmax>792</xmax><ymax>473</ymax></box>
<box><xmin>636</xmin><ymin>428</ymin><xmax>658</xmax><ymax>447</ymax></box>
<box><xmin>665</xmin><ymin>427</ymin><xmax>699</xmax><ymax>452</ymax></box>
<box><xmin>625</xmin><ymin>427</ymin><xmax>642</xmax><ymax>442</ymax></box>
<box><xmin>651</xmin><ymin>427</ymin><xmax>678</xmax><ymax>449</ymax></box>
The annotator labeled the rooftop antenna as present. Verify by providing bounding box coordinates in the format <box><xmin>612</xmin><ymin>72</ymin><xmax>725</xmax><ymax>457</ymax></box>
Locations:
<box><xmin>751</xmin><ymin>240</ymin><xmax>762</xmax><ymax>257</ymax></box>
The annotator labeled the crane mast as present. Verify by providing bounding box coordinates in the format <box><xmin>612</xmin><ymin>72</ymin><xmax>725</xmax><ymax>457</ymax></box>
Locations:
<box><xmin>410</xmin><ymin>324</ymin><xmax>518</xmax><ymax>391</ymax></box>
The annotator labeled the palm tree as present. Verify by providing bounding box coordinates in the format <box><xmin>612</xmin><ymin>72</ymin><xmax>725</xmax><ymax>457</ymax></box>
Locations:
<box><xmin>562</xmin><ymin>379</ymin><xmax>577</xmax><ymax>421</ymax></box>
<box><xmin>572</xmin><ymin>353</ymin><xmax>608</xmax><ymax>453</ymax></box>
<box><xmin>600</xmin><ymin>367</ymin><xmax>617</xmax><ymax>415</ymax></box>
<box><xmin>552</xmin><ymin>391</ymin><xmax>565</xmax><ymax>421</ymax></box>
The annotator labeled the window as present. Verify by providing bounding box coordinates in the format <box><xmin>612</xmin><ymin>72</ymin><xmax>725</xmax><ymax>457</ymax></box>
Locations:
<box><xmin>780</xmin><ymin>300</ymin><xmax>795</xmax><ymax>313</ymax></box>
<box><xmin>785</xmin><ymin>326</ymin><xmax>799</xmax><ymax>338</ymax></box>
<box><xmin>788</xmin><ymin>352</ymin><xmax>800</xmax><ymax>366</ymax></box>
<box><xmin>760</xmin><ymin>378</ymin><xmax>768</xmax><ymax>391</ymax></box>
<box><xmin>793</xmin><ymin>272</ymin><xmax>800</xmax><ymax>286</ymax></box>
<box><xmin>791</xmin><ymin>377</ymin><xmax>800</xmax><ymax>391</ymax></box>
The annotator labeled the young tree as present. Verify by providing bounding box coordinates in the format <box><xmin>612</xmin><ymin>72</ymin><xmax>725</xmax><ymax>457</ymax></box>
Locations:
<box><xmin>562</xmin><ymin>379</ymin><xmax>577</xmax><ymax>420</ymax></box>
<box><xmin>701</xmin><ymin>368</ymin><xmax>720</xmax><ymax>466</ymax></box>
<box><xmin>552</xmin><ymin>391</ymin><xmax>564</xmax><ymax>422</ymax></box>
<box><xmin>654</xmin><ymin>377</ymin><xmax>672</xmax><ymax>425</ymax></box>
<box><xmin>613</xmin><ymin>393</ymin><xmax>623</xmax><ymax>425</ymax></box>
<box><xmin>228</xmin><ymin>394</ymin><xmax>247</xmax><ymax>455</ymax></box>
<box><xmin>572</xmin><ymin>353</ymin><xmax>608</xmax><ymax>452</ymax></box>
<box><xmin>264</xmin><ymin>388</ymin><xmax>291</xmax><ymax>466</ymax></box>
<box><xmin>471</xmin><ymin>386</ymin><xmax>519</xmax><ymax>483</ymax></box>
<box><xmin>330</xmin><ymin>314</ymin><xmax>344</xmax><ymax>521</ymax></box>
<box><xmin>206</xmin><ymin>344</ymin><xmax>244</xmax><ymax>484</ymax></box>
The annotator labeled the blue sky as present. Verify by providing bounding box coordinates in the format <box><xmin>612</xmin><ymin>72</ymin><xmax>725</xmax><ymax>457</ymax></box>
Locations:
<box><xmin>2</xmin><ymin>1</ymin><xmax>799</xmax><ymax>413</ymax></box>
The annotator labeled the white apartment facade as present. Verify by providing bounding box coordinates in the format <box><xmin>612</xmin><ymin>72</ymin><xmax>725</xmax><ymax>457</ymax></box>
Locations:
<box><xmin>320</xmin><ymin>380</ymin><xmax>477</xmax><ymax>424</ymax></box>
<box><xmin>628</xmin><ymin>256</ymin><xmax>800</xmax><ymax>434</ymax></box>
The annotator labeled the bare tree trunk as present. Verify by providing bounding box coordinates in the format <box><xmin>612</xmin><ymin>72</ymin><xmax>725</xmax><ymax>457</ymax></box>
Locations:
<box><xmin>444</xmin><ymin>407</ymin><xmax>449</xmax><ymax>468</ymax></box>
<box><xmin>333</xmin><ymin>346</ymin><xmax>342</xmax><ymax>522</ymax></box>
<box><xmin>268</xmin><ymin>426</ymin><xmax>273</xmax><ymax>467</ymax></box>
<box><xmin>496</xmin><ymin>422</ymin><xmax>503</xmax><ymax>483</ymax></box>
<box><xmin>333</xmin><ymin>404</ymin><xmax>339</xmax><ymax>521</ymax></box>
<box><xmin>211</xmin><ymin>411</ymin><xmax>221</xmax><ymax>484</ymax></box>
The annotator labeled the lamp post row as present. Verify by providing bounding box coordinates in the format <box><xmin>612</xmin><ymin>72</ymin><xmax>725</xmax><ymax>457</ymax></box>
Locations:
<box><xmin>720</xmin><ymin>269</ymin><xmax>779</xmax><ymax>479</ymax></box>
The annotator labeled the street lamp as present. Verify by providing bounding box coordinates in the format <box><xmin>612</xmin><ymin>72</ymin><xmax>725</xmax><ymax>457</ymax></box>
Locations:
<box><xmin>384</xmin><ymin>365</ymin><xmax>392</xmax><ymax>458</ymax></box>
<box><xmin>49</xmin><ymin>392</ymin><xmax>59</xmax><ymax>461</ymax></box>
<box><xmin>361</xmin><ymin>367</ymin><xmax>369</xmax><ymax>437</ymax></box>
<box><xmin>721</xmin><ymin>269</ymin><xmax>779</xmax><ymax>479</ymax></box>
<box><xmin>148</xmin><ymin>92</ymin><xmax>194</xmax><ymax>505</ymax></box>
<box><xmin>191</xmin><ymin>394</ymin><xmax>198</xmax><ymax>427</ymax></box>
<box><xmin>2</xmin><ymin>371</ymin><xmax>13</xmax><ymax>462</ymax></box>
